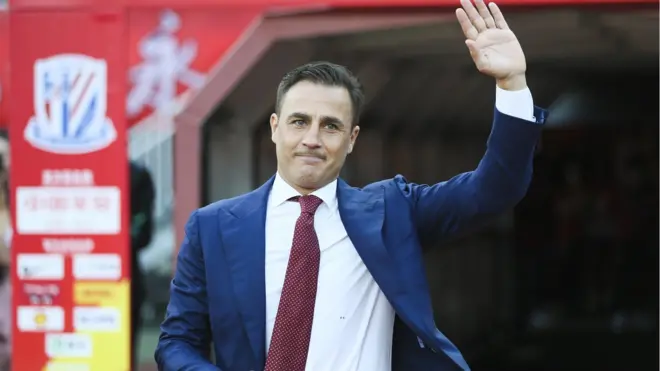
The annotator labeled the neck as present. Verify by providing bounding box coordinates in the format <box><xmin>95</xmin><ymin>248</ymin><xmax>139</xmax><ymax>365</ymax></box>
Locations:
<box><xmin>276</xmin><ymin>170</ymin><xmax>336</xmax><ymax>196</ymax></box>
<box><xmin>296</xmin><ymin>187</ymin><xmax>316</xmax><ymax>196</ymax></box>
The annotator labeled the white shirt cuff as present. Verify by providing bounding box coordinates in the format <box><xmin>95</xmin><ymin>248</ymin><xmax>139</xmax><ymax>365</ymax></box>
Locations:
<box><xmin>495</xmin><ymin>85</ymin><xmax>535</xmax><ymax>122</ymax></box>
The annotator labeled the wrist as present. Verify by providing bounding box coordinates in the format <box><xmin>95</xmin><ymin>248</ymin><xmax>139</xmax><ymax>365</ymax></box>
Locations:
<box><xmin>496</xmin><ymin>74</ymin><xmax>527</xmax><ymax>91</ymax></box>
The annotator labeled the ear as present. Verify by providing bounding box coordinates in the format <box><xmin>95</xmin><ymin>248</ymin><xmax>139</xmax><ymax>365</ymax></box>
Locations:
<box><xmin>270</xmin><ymin>113</ymin><xmax>279</xmax><ymax>143</ymax></box>
<box><xmin>347</xmin><ymin>125</ymin><xmax>360</xmax><ymax>154</ymax></box>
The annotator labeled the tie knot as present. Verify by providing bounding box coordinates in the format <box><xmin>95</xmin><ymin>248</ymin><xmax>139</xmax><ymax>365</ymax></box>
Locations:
<box><xmin>292</xmin><ymin>195</ymin><xmax>323</xmax><ymax>215</ymax></box>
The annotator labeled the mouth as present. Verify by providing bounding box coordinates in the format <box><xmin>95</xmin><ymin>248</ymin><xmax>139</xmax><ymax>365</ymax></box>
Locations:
<box><xmin>295</xmin><ymin>154</ymin><xmax>325</xmax><ymax>164</ymax></box>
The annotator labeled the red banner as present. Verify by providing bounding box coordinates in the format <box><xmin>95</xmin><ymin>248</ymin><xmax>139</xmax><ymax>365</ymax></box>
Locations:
<box><xmin>9</xmin><ymin>0</ymin><xmax>658</xmax><ymax>12</ymax></box>
<box><xmin>126</xmin><ymin>8</ymin><xmax>260</xmax><ymax>128</ymax></box>
<box><xmin>9</xmin><ymin>10</ymin><xmax>131</xmax><ymax>371</ymax></box>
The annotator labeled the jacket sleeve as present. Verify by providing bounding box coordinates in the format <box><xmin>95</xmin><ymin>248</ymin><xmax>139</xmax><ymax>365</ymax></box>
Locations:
<box><xmin>395</xmin><ymin>107</ymin><xmax>547</xmax><ymax>243</ymax></box>
<box><xmin>155</xmin><ymin>211</ymin><xmax>220</xmax><ymax>371</ymax></box>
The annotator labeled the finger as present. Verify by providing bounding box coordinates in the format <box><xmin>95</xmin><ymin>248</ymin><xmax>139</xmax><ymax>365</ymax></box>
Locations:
<box><xmin>456</xmin><ymin>8</ymin><xmax>479</xmax><ymax>40</ymax></box>
<box><xmin>460</xmin><ymin>0</ymin><xmax>487</xmax><ymax>33</ymax></box>
<box><xmin>488</xmin><ymin>2</ymin><xmax>509</xmax><ymax>30</ymax></box>
<box><xmin>475</xmin><ymin>0</ymin><xmax>496</xmax><ymax>28</ymax></box>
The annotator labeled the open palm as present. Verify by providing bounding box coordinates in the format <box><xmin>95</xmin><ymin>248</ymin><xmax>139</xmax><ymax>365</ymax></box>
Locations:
<box><xmin>456</xmin><ymin>0</ymin><xmax>526</xmax><ymax>80</ymax></box>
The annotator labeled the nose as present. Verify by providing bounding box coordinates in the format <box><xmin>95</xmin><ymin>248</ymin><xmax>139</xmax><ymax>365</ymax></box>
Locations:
<box><xmin>301</xmin><ymin>122</ymin><xmax>321</xmax><ymax>149</ymax></box>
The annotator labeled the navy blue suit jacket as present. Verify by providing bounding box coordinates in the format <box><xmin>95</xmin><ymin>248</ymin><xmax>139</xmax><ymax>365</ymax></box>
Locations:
<box><xmin>155</xmin><ymin>107</ymin><xmax>547</xmax><ymax>371</ymax></box>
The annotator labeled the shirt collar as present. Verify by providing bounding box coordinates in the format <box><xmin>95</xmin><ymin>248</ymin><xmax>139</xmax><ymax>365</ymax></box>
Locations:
<box><xmin>269</xmin><ymin>172</ymin><xmax>338</xmax><ymax>210</ymax></box>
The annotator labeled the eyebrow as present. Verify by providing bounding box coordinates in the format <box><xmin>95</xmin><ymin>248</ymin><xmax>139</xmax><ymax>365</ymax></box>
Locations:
<box><xmin>287</xmin><ymin>112</ymin><xmax>312</xmax><ymax>121</ymax></box>
<box><xmin>287</xmin><ymin>112</ymin><xmax>345</xmax><ymax>127</ymax></box>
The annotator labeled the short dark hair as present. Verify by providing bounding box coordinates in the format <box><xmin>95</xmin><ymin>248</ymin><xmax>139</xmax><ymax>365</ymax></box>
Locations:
<box><xmin>275</xmin><ymin>61</ymin><xmax>364</xmax><ymax>126</ymax></box>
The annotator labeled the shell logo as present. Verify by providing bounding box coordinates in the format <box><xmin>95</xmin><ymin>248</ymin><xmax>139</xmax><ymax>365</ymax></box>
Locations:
<box><xmin>34</xmin><ymin>311</ymin><xmax>48</xmax><ymax>326</ymax></box>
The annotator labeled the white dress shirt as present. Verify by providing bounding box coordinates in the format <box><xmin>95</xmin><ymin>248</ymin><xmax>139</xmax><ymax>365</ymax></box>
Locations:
<box><xmin>264</xmin><ymin>86</ymin><xmax>535</xmax><ymax>371</ymax></box>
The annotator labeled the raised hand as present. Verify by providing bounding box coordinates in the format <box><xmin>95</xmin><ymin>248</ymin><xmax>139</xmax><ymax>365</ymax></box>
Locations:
<box><xmin>456</xmin><ymin>0</ymin><xmax>527</xmax><ymax>90</ymax></box>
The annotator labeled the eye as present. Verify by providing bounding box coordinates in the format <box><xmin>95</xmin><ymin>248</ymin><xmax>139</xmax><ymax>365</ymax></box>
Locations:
<box><xmin>324</xmin><ymin>123</ymin><xmax>339</xmax><ymax>130</ymax></box>
<box><xmin>291</xmin><ymin>120</ymin><xmax>306</xmax><ymax>127</ymax></box>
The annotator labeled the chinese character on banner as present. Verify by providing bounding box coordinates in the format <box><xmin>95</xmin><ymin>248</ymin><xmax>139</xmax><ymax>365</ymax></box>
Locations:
<box><xmin>126</xmin><ymin>9</ymin><xmax>206</xmax><ymax>117</ymax></box>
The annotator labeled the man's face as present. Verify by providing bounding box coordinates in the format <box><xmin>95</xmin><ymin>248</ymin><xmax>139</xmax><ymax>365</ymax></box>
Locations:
<box><xmin>270</xmin><ymin>81</ymin><xmax>360</xmax><ymax>193</ymax></box>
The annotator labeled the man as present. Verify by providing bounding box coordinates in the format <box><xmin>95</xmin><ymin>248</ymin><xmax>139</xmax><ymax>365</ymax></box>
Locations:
<box><xmin>129</xmin><ymin>161</ymin><xmax>156</xmax><ymax>368</ymax></box>
<box><xmin>156</xmin><ymin>1</ymin><xmax>547</xmax><ymax>370</ymax></box>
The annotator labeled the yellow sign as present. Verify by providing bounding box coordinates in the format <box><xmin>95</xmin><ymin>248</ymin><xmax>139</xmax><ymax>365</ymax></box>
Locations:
<box><xmin>73</xmin><ymin>281</ymin><xmax>124</xmax><ymax>306</ymax></box>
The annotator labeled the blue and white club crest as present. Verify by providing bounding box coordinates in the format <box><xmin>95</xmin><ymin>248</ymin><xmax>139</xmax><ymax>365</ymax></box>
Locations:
<box><xmin>24</xmin><ymin>54</ymin><xmax>117</xmax><ymax>155</ymax></box>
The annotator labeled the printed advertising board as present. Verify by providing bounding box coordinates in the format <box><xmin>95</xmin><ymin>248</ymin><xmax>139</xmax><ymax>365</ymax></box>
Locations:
<box><xmin>9</xmin><ymin>10</ymin><xmax>131</xmax><ymax>371</ymax></box>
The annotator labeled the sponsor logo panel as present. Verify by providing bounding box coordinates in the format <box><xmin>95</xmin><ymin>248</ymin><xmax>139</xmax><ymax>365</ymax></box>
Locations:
<box><xmin>45</xmin><ymin>333</ymin><xmax>93</xmax><ymax>359</ymax></box>
<box><xmin>73</xmin><ymin>307</ymin><xmax>121</xmax><ymax>332</ymax></box>
<box><xmin>72</xmin><ymin>254</ymin><xmax>122</xmax><ymax>280</ymax></box>
<box><xmin>17</xmin><ymin>254</ymin><xmax>65</xmax><ymax>281</ymax></box>
<box><xmin>17</xmin><ymin>306</ymin><xmax>65</xmax><ymax>332</ymax></box>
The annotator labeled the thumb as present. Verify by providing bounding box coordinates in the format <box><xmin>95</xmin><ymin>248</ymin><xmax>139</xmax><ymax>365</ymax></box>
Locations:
<box><xmin>465</xmin><ymin>39</ymin><xmax>478</xmax><ymax>55</ymax></box>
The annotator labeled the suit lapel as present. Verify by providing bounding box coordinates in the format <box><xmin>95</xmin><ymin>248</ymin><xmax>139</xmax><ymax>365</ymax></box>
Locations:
<box><xmin>220</xmin><ymin>176</ymin><xmax>274</xmax><ymax>369</ymax></box>
<box><xmin>337</xmin><ymin>179</ymin><xmax>405</xmax><ymax>300</ymax></box>
<box><xmin>219</xmin><ymin>177</ymin><xmax>404</xmax><ymax>369</ymax></box>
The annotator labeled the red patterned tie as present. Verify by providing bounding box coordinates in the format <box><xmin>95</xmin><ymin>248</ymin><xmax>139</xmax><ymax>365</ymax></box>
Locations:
<box><xmin>265</xmin><ymin>194</ymin><xmax>323</xmax><ymax>371</ymax></box>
